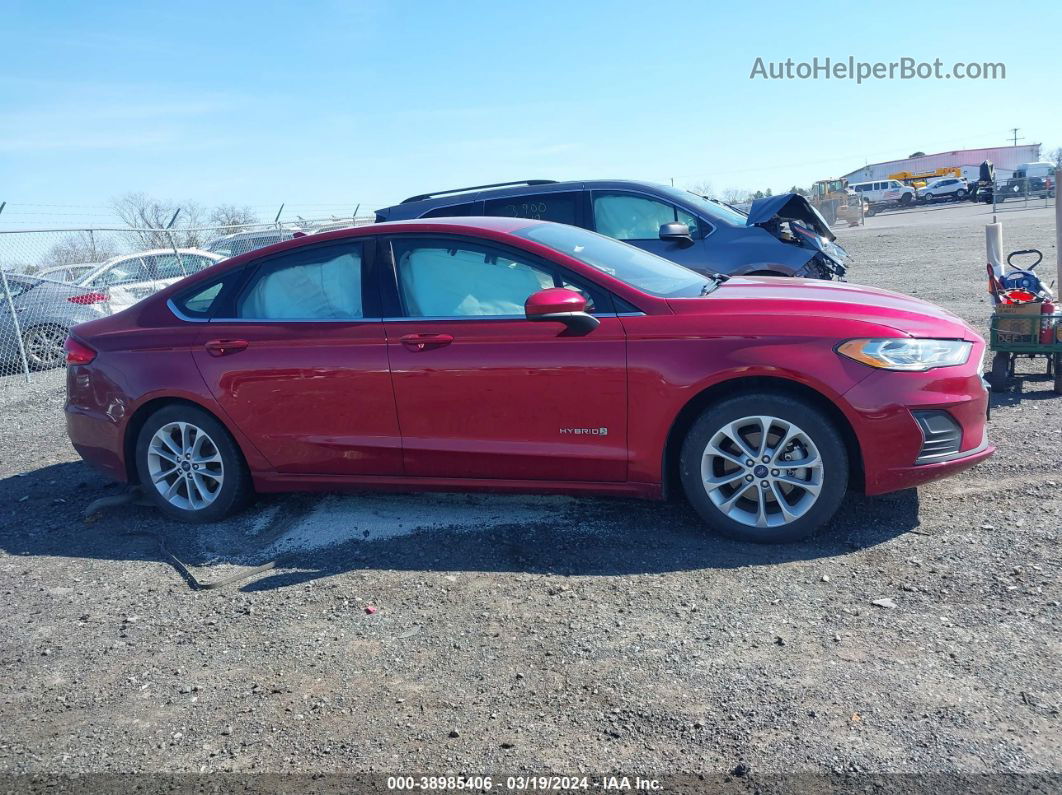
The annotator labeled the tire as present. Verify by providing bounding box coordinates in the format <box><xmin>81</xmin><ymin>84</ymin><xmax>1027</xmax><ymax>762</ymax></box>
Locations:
<box><xmin>956</xmin><ymin>189</ymin><xmax>967</xmax><ymax>199</ymax></box>
<box><xmin>900</xmin><ymin>193</ymin><xmax>912</xmax><ymax>206</ymax></box>
<box><xmin>986</xmin><ymin>351</ymin><xmax>1010</xmax><ymax>392</ymax></box>
<box><xmin>22</xmin><ymin>324</ymin><xmax>68</xmax><ymax>370</ymax></box>
<box><xmin>679</xmin><ymin>393</ymin><xmax>849</xmax><ymax>543</ymax></box>
<box><xmin>135</xmin><ymin>404</ymin><xmax>253</xmax><ymax>523</ymax></box>
<box><xmin>923</xmin><ymin>193</ymin><xmax>933</xmax><ymax>203</ymax></box>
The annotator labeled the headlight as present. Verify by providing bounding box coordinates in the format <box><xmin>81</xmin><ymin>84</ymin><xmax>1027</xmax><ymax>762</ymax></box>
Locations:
<box><xmin>837</xmin><ymin>338</ymin><xmax>972</xmax><ymax>371</ymax></box>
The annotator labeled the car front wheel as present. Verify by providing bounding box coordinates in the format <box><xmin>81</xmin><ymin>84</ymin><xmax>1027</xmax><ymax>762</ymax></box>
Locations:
<box><xmin>680</xmin><ymin>393</ymin><xmax>849</xmax><ymax>543</ymax></box>
<box><xmin>135</xmin><ymin>404</ymin><xmax>253</xmax><ymax>522</ymax></box>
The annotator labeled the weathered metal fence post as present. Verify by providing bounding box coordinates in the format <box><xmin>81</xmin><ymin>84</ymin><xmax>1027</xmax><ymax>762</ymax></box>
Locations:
<box><xmin>0</xmin><ymin>202</ymin><xmax>33</xmax><ymax>382</ymax></box>
<box><xmin>1056</xmin><ymin>168</ymin><xmax>1061</xmax><ymax>291</ymax></box>
<box><xmin>163</xmin><ymin>208</ymin><xmax>188</xmax><ymax>278</ymax></box>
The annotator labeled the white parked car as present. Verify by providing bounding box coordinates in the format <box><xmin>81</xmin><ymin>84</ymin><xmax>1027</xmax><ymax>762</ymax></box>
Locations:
<box><xmin>35</xmin><ymin>263</ymin><xmax>98</xmax><ymax>283</ymax></box>
<box><xmin>850</xmin><ymin>179</ymin><xmax>916</xmax><ymax>207</ymax></box>
<box><xmin>917</xmin><ymin>177</ymin><xmax>968</xmax><ymax>203</ymax></box>
<box><xmin>73</xmin><ymin>249</ymin><xmax>222</xmax><ymax>312</ymax></box>
<box><xmin>204</xmin><ymin>229</ymin><xmax>301</xmax><ymax>259</ymax></box>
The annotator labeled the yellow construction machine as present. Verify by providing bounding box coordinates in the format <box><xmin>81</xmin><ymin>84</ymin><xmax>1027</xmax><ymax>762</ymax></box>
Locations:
<box><xmin>810</xmin><ymin>178</ymin><xmax>865</xmax><ymax>227</ymax></box>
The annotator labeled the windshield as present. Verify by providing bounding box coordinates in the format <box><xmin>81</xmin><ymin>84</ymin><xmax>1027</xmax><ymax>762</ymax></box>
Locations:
<box><xmin>514</xmin><ymin>223</ymin><xmax>711</xmax><ymax>298</ymax></box>
<box><xmin>655</xmin><ymin>186</ymin><xmax>750</xmax><ymax>226</ymax></box>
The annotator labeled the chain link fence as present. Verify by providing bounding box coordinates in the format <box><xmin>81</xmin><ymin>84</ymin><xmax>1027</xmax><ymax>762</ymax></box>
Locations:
<box><xmin>0</xmin><ymin>216</ymin><xmax>374</xmax><ymax>385</ymax></box>
<box><xmin>989</xmin><ymin>173</ymin><xmax>1056</xmax><ymax>212</ymax></box>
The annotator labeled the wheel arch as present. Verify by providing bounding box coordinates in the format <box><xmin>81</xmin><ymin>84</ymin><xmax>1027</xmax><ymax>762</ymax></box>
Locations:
<box><xmin>660</xmin><ymin>375</ymin><xmax>864</xmax><ymax>500</ymax></box>
<box><xmin>123</xmin><ymin>396</ymin><xmax>248</xmax><ymax>484</ymax></box>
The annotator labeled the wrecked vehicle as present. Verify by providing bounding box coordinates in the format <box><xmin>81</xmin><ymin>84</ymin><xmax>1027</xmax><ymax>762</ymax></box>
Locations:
<box><xmin>375</xmin><ymin>180</ymin><xmax>849</xmax><ymax>280</ymax></box>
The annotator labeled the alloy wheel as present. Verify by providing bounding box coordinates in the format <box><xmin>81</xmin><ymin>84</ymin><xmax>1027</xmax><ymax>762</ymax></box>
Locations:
<box><xmin>700</xmin><ymin>415</ymin><xmax>823</xmax><ymax>528</ymax></box>
<box><xmin>147</xmin><ymin>422</ymin><xmax>225</xmax><ymax>511</ymax></box>
<box><xmin>23</xmin><ymin>326</ymin><xmax>67</xmax><ymax>369</ymax></box>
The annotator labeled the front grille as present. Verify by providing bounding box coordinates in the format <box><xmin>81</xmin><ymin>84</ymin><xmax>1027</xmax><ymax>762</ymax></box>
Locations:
<box><xmin>913</xmin><ymin>410</ymin><xmax>963</xmax><ymax>464</ymax></box>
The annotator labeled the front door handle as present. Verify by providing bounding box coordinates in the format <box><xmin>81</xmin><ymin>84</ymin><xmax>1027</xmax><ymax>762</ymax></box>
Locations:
<box><xmin>204</xmin><ymin>339</ymin><xmax>248</xmax><ymax>357</ymax></box>
<box><xmin>399</xmin><ymin>333</ymin><xmax>454</xmax><ymax>352</ymax></box>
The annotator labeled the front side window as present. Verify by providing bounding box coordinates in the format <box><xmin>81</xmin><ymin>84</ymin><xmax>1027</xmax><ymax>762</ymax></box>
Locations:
<box><xmin>237</xmin><ymin>244</ymin><xmax>363</xmax><ymax>320</ymax></box>
<box><xmin>483</xmin><ymin>192</ymin><xmax>577</xmax><ymax>225</ymax></box>
<box><xmin>593</xmin><ymin>193</ymin><xmax>681</xmax><ymax>241</ymax></box>
<box><xmin>394</xmin><ymin>240</ymin><xmax>556</xmax><ymax>317</ymax></box>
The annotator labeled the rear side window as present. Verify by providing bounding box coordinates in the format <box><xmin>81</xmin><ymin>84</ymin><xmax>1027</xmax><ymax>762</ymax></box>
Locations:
<box><xmin>92</xmin><ymin>257</ymin><xmax>150</xmax><ymax>287</ymax></box>
<box><xmin>237</xmin><ymin>243</ymin><xmax>364</xmax><ymax>320</ymax></box>
<box><xmin>420</xmin><ymin>202</ymin><xmax>476</xmax><ymax>218</ymax></box>
<box><xmin>153</xmin><ymin>254</ymin><xmax>214</xmax><ymax>280</ymax></box>
<box><xmin>483</xmin><ymin>192</ymin><xmax>578</xmax><ymax>225</ymax></box>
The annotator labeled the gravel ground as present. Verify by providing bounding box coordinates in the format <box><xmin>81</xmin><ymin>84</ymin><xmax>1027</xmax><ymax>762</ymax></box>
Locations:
<box><xmin>0</xmin><ymin>202</ymin><xmax>1059</xmax><ymax>784</ymax></box>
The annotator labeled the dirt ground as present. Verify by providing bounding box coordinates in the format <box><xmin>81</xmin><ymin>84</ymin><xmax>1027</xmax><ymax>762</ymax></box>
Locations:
<box><xmin>0</xmin><ymin>201</ymin><xmax>1059</xmax><ymax>785</ymax></box>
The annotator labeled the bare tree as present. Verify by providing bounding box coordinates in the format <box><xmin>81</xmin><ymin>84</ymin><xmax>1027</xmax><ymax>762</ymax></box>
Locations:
<box><xmin>43</xmin><ymin>232</ymin><xmax>118</xmax><ymax>267</ymax></box>
<box><xmin>721</xmin><ymin>187</ymin><xmax>751</xmax><ymax>205</ymax></box>
<box><xmin>208</xmin><ymin>204</ymin><xmax>259</xmax><ymax>233</ymax></box>
<box><xmin>111</xmin><ymin>193</ymin><xmax>206</xmax><ymax>249</ymax></box>
<box><xmin>684</xmin><ymin>180</ymin><xmax>715</xmax><ymax>198</ymax></box>
<box><xmin>1048</xmin><ymin>147</ymin><xmax>1062</xmax><ymax>169</ymax></box>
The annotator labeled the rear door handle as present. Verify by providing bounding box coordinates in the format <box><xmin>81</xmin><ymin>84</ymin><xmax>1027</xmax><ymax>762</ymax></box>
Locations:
<box><xmin>399</xmin><ymin>333</ymin><xmax>454</xmax><ymax>351</ymax></box>
<box><xmin>204</xmin><ymin>339</ymin><xmax>248</xmax><ymax>357</ymax></box>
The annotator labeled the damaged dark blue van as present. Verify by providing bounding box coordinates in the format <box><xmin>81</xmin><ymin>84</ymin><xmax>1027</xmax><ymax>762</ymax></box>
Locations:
<box><xmin>375</xmin><ymin>180</ymin><xmax>849</xmax><ymax>280</ymax></box>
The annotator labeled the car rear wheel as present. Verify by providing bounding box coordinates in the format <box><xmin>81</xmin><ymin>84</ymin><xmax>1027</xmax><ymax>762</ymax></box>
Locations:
<box><xmin>680</xmin><ymin>394</ymin><xmax>848</xmax><ymax>543</ymax></box>
<box><xmin>135</xmin><ymin>404</ymin><xmax>253</xmax><ymax>523</ymax></box>
<box><xmin>923</xmin><ymin>193</ymin><xmax>933</xmax><ymax>203</ymax></box>
<box><xmin>22</xmin><ymin>324</ymin><xmax>67</xmax><ymax>370</ymax></box>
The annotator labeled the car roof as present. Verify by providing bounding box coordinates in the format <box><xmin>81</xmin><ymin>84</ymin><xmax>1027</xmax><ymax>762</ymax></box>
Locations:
<box><xmin>376</xmin><ymin>179</ymin><xmax>682</xmax><ymax>216</ymax></box>
<box><xmin>76</xmin><ymin>248</ymin><xmax>222</xmax><ymax>284</ymax></box>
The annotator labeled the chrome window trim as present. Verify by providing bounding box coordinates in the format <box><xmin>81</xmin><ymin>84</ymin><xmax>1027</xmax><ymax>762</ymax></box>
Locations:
<box><xmin>167</xmin><ymin>298</ymin><xmax>376</xmax><ymax>324</ymax></box>
<box><xmin>379</xmin><ymin>312</ymin><xmax>643</xmax><ymax>322</ymax></box>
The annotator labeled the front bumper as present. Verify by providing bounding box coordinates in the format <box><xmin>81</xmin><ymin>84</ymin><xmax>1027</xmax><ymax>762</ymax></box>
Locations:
<box><xmin>842</xmin><ymin>360</ymin><xmax>993</xmax><ymax>496</ymax></box>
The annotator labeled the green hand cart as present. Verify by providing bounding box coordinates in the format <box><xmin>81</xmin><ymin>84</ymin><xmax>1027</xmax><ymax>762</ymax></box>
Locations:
<box><xmin>985</xmin><ymin>309</ymin><xmax>1062</xmax><ymax>394</ymax></box>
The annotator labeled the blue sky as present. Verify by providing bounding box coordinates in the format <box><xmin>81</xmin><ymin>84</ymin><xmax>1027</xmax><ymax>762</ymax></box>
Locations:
<box><xmin>1</xmin><ymin>0</ymin><xmax>1059</xmax><ymax>227</ymax></box>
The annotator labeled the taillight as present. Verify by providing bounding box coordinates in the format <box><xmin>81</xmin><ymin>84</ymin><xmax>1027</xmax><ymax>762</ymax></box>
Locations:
<box><xmin>64</xmin><ymin>337</ymin><xmax>96</xmax><ymax>365</ymax></box>
<box><xmin>67</xmin><ymin>291</ymin><xmax>109</xmax><ymax>305</ymax></box>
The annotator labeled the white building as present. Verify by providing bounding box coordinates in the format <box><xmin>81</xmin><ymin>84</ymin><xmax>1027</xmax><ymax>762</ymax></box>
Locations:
<box><xmin>842</xmin><ymin>144</ymin><xmax>1041</xmax><ymax>184</ymax></box>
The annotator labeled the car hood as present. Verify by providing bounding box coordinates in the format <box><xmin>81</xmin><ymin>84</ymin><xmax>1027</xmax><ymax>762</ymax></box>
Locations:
<box><xmin>746</xmin><ymin>193</ymin><xmax>835</xmax><ymax>241</ymax></box>
<box><xmin>669</xmin><ymin>277</ymin><xmax>977</xmax><ymax>340</ymax></box>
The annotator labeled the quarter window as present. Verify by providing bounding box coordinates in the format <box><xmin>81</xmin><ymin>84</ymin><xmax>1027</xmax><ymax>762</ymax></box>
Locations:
<box><xmin>420</xmin><ymin>202</ymin><xmax>476</xmax><ymax>218</ymax></box>
<box><xmin>593</xmin><ymin>193</ymin><xmax>698</xmax><ymax>241</ymax></box>
<box><xmin>174</xmin><ymin>280</ymin><xmax>226</xmax><ymax>318</ymax></box>
<box><xmin>237</xmin><ymin>244</ymin><xmax>363</xmax><ymax>320</ymax></box>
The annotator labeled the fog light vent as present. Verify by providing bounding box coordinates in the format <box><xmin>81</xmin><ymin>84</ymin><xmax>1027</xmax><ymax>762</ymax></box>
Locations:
<box><xmin>913</xmin><ymin>410</ymin><xmax>962</xmax><ymax>464</ymax></box>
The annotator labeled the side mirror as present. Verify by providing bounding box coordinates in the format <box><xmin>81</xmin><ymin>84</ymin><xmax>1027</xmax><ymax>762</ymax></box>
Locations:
<box><xmin>525</xmin><ymin>287</ymin><xmax>600</xmax><ymax>334</ymax></box>
<box><xmin>659</xmin><ymin>222</ymin><xmax>694</xmax><ymax>246</ymax></box>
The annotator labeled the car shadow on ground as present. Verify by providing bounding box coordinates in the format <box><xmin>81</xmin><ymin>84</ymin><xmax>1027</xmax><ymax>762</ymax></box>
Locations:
<box><xmin>0</xmin><ymin>461</ymin><xmax>921</xmax><ymax>592</ymax></box>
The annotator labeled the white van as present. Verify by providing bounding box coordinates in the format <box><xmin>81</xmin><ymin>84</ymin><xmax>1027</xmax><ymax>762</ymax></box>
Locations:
<box><xmin>850</xmin><ymin>179</ymin><xmax>916</xmax><ymax>206</ymax></box>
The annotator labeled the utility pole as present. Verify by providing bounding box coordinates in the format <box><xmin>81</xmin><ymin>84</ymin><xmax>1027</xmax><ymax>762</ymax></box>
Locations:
<box><xmin>1009</xmin><ymin>128</ymin><xmax>1023</xmax><ymax>147</ymax></box>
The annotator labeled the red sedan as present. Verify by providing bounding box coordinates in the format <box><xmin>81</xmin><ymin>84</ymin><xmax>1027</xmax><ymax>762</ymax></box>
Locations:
<box><xmin>64</xmin><ymin>218</ymin><xmax>993</xmax><ymax>542</ymax></box>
